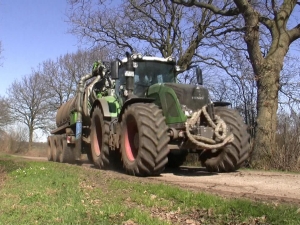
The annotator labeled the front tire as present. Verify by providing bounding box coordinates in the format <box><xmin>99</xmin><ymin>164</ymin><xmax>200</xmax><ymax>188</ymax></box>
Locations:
<box><xmin>120</xmin><ymin>103</ymin><xmax>169</xmax><ymax>176</ymax></box>
<box><xmin>199</xmin><ymin>107</ymin><xmax>250</xmax><ymax>172</ymax></box>
<box><xmin>90</xmin><ymin>106</ymin><xmax>110</xmax><ymax>169</ymax></box>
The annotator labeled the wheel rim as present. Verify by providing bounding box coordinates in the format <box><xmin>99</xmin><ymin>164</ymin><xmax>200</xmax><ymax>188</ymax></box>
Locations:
<box><xmin>93</xmin><ymin>115</ymin><xmax>102</xmax><ymax>157</ymax></box>
<box><xmin>124</xmin><ymin>115</ymin><xmax>139</xmax><ymax>161</ymax></box>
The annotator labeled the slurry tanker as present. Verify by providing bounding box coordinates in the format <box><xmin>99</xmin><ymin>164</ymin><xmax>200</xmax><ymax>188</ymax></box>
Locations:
<box><xmin>47</xmin><ymin>52</ymin><xmax>250</xmax><ymax>176</ymax></box>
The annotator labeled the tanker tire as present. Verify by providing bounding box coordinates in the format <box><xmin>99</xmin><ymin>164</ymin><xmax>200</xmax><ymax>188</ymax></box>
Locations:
<box><xmin>59</xmin><ymin>136</ymin><xmax>75</xmax><ymax>164</ymax></box>
<box><xmin>199</xmin><ymin>107</ymin><xmax>250</xmax><ymax>172</ymax></box>
<box><xmin>55</xmin><ymin>135</ymin><xmax>64</xmax><ymax>162</ymax></box>
<box><xmin>120</xmin><ymin>103</ymin><xmax>169</xmax><ymax>176</ymax></box>
<box><xmin>167</xmin><ymin>150</ymin><xmax>188</xmax><ymax>168</ymax></box>
<box><xmin>90</xmin><ymin>106</ymin><xmax>110</xmax><ymax>169</ymax></box>
<box><xmin>52</xmin><ymin>136</ymin><xmax>60</xmax><ymax>162</ymax></box>
<box><xmin>47</xmin><ymin>136</ymin><xmax>53</xmax><ymax>161</ymax></box>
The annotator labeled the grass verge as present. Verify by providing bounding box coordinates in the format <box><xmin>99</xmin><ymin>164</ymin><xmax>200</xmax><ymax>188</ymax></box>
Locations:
<box><xmin>0</xmin><ymin>155</ymin><xmax>299</xmax><ymax>225</ymax></box>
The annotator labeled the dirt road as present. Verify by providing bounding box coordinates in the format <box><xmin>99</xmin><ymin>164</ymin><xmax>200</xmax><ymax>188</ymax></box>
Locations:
<box><xmin>18</xmin><ymin>155</ymin><xmax>300</xmax><ymax>204</ymax></box>
<box><xmin>150</xmin><ymin>167</ymin><xmax>300</xmax><ymax>204</ymax></box>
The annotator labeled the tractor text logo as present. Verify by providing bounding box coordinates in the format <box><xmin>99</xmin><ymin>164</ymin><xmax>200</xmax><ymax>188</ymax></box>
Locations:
<box><xmin>192</xmin><ymin>96</ymin><xmax>204</xmax><ymax>100</ymax></box>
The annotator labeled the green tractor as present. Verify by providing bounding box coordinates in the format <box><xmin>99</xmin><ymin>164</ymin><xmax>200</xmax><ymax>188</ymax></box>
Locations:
<box><xmin>47</xmin><ymin>52</ymin><xmax>250</xmax><ymax>176</ymax></box>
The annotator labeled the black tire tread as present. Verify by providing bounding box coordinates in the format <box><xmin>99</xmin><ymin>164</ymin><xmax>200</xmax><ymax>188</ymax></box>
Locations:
<box><xmin>47</xmin><ymin>136</ymin><xmax>53</xmax><ymax>161</ymax></box>
<box><xmin>90</xmin><ymin>106</ymin><xmax>110</xmax><ymax>169</ymax></box>
<box><xmin>52</xmin><ymin>136</ymin><xmax>60</xmax><ymax>162</ymax></box>
<box><xmin>59</xmin><ymin>135</ymin><xmax>75</xmax><ymax>164</ymax></box>
<box><xmin>200</xmin><ymin>107</ymin><xmax>250</xmax><ymax>172</ymax></box>
<box><xmin>120</xmin><ymin>103</ymin><xmax>169</xmax><ymax>176</ymax></box>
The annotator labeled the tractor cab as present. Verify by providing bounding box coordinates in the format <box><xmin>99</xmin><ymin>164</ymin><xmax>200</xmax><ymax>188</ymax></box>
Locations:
<box><xmin>112</xmin><ymin>54</ymin><xmax>178</xmax><ymax>98</ymax></box>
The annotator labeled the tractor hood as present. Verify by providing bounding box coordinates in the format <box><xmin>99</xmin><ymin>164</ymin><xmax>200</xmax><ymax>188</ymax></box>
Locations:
<box><xmin>164</xmin><ymin>83</ymin><xmax>210</xmax><ymax>111</ymax></box>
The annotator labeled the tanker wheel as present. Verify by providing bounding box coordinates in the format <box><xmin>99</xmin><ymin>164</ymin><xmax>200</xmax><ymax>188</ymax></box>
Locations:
<box><xmin>47</xmin><ymin>136</ymin><xmax>54</xmax><ymax>161</ymax></box>
<box><xmin>51</xmin><ymin>136</ymin><xmax>59</xmax><ymax>162</ymax></box>
<box><xmin>199</xmin><ymin>107</ymin><xmax>250</xmax><ymax>172</ymax></box>
<box><xmin>90</xmin><ymin>105</ymin><xmax>110</xmax><ymax>169</ymax></box>
<box><xmin>53</xmin><ymin>135</ymin><xmax>63</xmax><ymax>162</ymax></box>
<box><xmin>120</xmin><ymin>103</ymin><xmax>169</xmax><ymax>176</ymax></box>
<box><xmin>167</xmin><ymin>150</ymin><xmax>188</xmax><ymax>168</ymax></box>
<box><xmin>59</xmin><ymin>136</ymin><xmax>75</xmax><ymax>164</ymax></box>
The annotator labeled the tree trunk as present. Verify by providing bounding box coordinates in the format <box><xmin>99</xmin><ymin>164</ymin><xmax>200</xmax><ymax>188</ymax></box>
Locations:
<box><xmin>253</xmin><ymin>60</ymin><xmax>281</xmax><ymax>164</ymax></box>
<box><xmin>29</xmin><ymin>126</ymin><xmax>34</xmax><ymax>152</ymax></box>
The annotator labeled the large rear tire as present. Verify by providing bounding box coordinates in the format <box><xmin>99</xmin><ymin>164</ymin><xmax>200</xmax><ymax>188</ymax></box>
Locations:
<box><xmin>120</xmin><ymin>103</ymin><xmax>169</xmax><ymax>176</ymax></box>
<box><xmin>199</xmin><ymin>107</ymin><xmax>250</xmax><ymax>172</ymax></box>
<box><xmin>90</xmin><ymin>106</ymin><xmax>110</xmax><ymax>169</ymax></box>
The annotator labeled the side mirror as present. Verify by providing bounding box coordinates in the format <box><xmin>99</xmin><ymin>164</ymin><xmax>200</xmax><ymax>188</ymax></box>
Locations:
<box><xmin>111</xmin><ymin>61</ymin><xmax>119</xmax><ymax>79</ymax></box>
<box><xmin>196</xmin><ymin>67</ymin><xmax>203</xmax><ymax>85</ymax></box>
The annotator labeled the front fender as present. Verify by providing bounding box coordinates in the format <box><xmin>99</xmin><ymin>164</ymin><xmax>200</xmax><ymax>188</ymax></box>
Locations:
<box><xmin>118</xmin><ymin>97</ymin><xmax>155</xmax><ymax>122</ymax></box>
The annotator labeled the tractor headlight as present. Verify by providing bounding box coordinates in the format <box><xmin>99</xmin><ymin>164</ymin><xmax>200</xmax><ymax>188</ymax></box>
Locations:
<box><xmin>167</xmin><ymin>56</ymin><xmax>175</xmax><ymax>62</ymax></box>
<box><xmin>181</xmin><ymin>105</ymin><xmax>193</xmax><ymax>117</ymax></box>
<box><xmin>131</xmin><ymin>53</ymin><xmax>143</xmax><ymax>60</ymax></box>
<box><xmin>175</xmin><ymin>65</ymin><xmax>185</xmax><ymax>72</ymax></box>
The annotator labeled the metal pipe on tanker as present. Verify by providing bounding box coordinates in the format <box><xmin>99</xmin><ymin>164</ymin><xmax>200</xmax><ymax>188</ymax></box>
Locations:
<box><xmin>74</xmin><ymin>62</ymin><xmax>107</xmax><ymax>160</ymax></box>
<box><xmin>75</xmin><ymin>73</ymin><xmax>94</xmax><ymax>160</ymax></box>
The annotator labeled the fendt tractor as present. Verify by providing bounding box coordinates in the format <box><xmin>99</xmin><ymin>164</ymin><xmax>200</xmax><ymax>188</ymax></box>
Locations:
<box><xmin>47</xmin><ymin>52</ymin><xmax>250</xmax><ymax>176</ymax></box>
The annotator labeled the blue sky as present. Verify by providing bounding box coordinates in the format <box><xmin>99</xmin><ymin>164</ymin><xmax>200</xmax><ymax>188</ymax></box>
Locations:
<box><xmin>0</xmin><ymin>0</ymin><xmax>82</xmax><ymax>96</ymax></box>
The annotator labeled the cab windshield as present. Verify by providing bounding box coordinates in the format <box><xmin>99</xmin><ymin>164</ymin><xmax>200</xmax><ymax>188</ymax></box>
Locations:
<box><xmin>116</xmin><ymin>61</ymin><xmax>176</xmax><ymax>97</ymax></box>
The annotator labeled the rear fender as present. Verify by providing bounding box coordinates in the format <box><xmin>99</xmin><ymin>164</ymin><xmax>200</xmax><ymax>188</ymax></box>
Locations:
<box><xmin>91</xmin><ymin>99</ymin><xmax>111</xmax><ymax>118</ymax></box>
<box><xmin>118</xmin><ymin>97</ymin><xmax>155</xmax><ymax>122</ymax></box>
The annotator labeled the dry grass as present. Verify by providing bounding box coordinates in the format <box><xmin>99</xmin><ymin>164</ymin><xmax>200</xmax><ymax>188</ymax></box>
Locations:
<box><xmin>0</xmin><ymin>165</ymin><xmax>7</xmax><ymax>187</ymax></box>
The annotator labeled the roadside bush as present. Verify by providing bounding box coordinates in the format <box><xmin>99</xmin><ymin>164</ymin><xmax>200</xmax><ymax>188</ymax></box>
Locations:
<box><xmin>0</xmin><ymin>127</ymin><xmax>28</xmax><ymax>153</ymax></box>
<box><xmin>0</xmin><ymin>126</ymin><xmax>47</xmax><ymax>156</ymax></box>
<box><xmin>250</xmin><ymin>112</ymin><xmax>300</xmax><ymax>172</ymax></box>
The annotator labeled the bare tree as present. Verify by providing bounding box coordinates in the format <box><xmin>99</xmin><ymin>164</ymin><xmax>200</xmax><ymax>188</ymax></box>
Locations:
<box><xmin>201</xmin><ymin>42</ymin><xmax>257</xmax><ymax>137</ymax></box>
<box><xmin>67</xmin><ymin>0</ymin><xmax>238</xmax><ymax>70</ymax></box>
<box><xmin>42</xmin><ymin>47</ymin><xmax>111</xmax><ymax>112</ymax></box>
<box><xmin>278</xmin><ymin>53</ymin><xmax>300</xmax><ymax>111</ymax></box>
<box><xmin>172</xmin><ymin>0</ymin><xmax>300</xmax><ymax>158</ymax></box>
<box><xmin>7</xmin><ymin>72</ymin><xmax>52</xmax><ymax>151</ymax></box>
<box><xmin>0</xmin><ymin>96</ymin><xmax>12</xmax><ymax>129</ymax></box>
